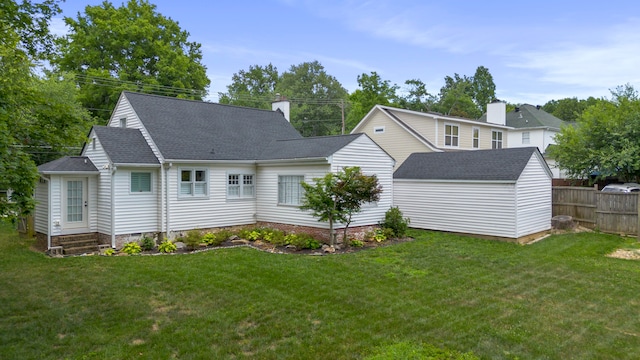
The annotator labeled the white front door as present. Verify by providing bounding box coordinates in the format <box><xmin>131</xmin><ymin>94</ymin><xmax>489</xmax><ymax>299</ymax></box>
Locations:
<box><xmin>63</xmin><ymin>178</ymin><xmax>88</xmax><ymax>230</ymax></box>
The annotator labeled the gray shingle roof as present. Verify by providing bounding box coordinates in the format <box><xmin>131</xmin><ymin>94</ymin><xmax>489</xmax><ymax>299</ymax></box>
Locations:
<box><xmin>394</xmin><ymin>147</ymin><xmax>541</xmax><ymax>181</ymax></box>
<box><xmin>123</xmin><ymin>91</ymin><xmax>303</xmax><ymax>161</ymax></box>
<box><xmin>93</xmin><ymin>126</ymin><xmax>159</xmax><ymax>164</ymax></box>
<box><xmin>478</xmin><ymin>104</ymin><xmax>567</xmax><ymax>129</ymax></box>
<box><xmin>38</xmin><ymin>156</ymin><xmax>99</xmax><ymax>173</ymax></box>
<box><xmin>258</xmin><ymin>134</ymin><xmax>362</xmax><ymax>160</ymax></box>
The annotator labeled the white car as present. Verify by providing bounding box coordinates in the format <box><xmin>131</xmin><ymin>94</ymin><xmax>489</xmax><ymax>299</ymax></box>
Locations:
<box><xmin>601</xmin><ymin>183</ymin><xmax>640</xmax><ymax>193</ymax></box>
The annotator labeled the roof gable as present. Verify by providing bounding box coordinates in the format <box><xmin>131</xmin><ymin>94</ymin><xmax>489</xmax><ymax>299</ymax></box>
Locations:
<box><xmin>506</xmin><ymin>104</ymin><xmax>566</xmax><ymax>129</ymax></box>
<box><xmin>122</xmin><ymin>91</ymin><xmax>302</xmax><ymax>161</ymax></box>
<box><xmin>394</xmin><ymin>147</ymin><xmax>542</xmax><ymax>181</ymax></box>
<box><xmin>92</xmin><ymin>126</ymin><xmax>159</xmax><ymax>165</ymax></box>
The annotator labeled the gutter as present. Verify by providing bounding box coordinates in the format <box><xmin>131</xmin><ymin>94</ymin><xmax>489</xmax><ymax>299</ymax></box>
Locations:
<box><xmin>256</xmin><ymin>157</ymin><xmax>329</xmax><ymax>165</ymax></box>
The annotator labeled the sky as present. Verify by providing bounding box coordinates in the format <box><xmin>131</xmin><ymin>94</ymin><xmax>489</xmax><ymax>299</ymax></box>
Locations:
<box><xmin>50</xmin><ymin>0</ymin><xmax>640</xmax><ymax>106</ymax></box>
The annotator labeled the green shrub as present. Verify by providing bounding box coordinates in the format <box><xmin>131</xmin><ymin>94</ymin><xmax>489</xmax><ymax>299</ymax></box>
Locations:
<box><xmin>285</xmin><ymin>233</ymin><xmax>321</xmax><ymax>250</ymax></box>
<box><xmin>263</xmin><ymin>229</ymin><xmax>286</xmax><ymax>246</ymax></box>
<box><xmin>140</xmin><ymin>236</ymin><xmax>155</xmax><ymax>251</ymax></box>
<box><xmin>102</xmin><ymin>248</ymin><xmax>115</xmax><ymax>256</ymax></box>
<box><xmin>380</xmin><ymin>207</ymin><xmax>410</xmax><ymax>238</ymax></box>
<box><xmin>201</xmin><ymin>232</ymin><xmax>219</xmax><ymax>246</ymax></box>
<box><xmin>183</xmin><ymin>230</ymin><xmax>202</xmax><ymax>250</ymax></box>
<box><xmin>215</xmin><ymin>229</ymin><xmax>234</xmax><ymax>243</ymax></box>
<box><xmin>158</xmin><ymin>239</ymin><xmax>177</xmax><ymax>253</ymax></box>
<box><xmin>121</xmin><ymin>242</ymin><xmax>142</xmax><ymax>255</ymax></box>
<box><xmin>350</xmin><ymin>239</ymin><xmax>365</xmax><ymax>247</ymax></box>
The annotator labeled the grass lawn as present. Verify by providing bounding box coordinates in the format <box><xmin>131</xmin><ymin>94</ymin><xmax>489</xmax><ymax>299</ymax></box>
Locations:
<box><xmin>1</xmin><ymin>222</ymin><xmax>640</xmax><ymax>359</ymax></box>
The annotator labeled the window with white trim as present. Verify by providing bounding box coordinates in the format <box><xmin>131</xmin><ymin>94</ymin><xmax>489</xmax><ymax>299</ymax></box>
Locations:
<box><xmin>492</xmin><ymin>130</ymin><xmax>503</xmax><ymax>149</ymax></box>
<box><xmin>522</xmin><ymin>131</ymin><xmax>530</xmax><ymax>144</ymax></box>
<box><xmin>227</xmin><ymin>174</ymin><xmax>254</xmax><ymax>198</ymax></box>
<box><xmin>278</xmin><ymin>175</ymin><xmax>304</xmax><ymax>205</ymax></box>
<box><xmin>131</xmin><ymin>172</ymin><xmax>151</xmax><ymax>193</ymax></box>
<box><xmin>180</xmin><ymin>169</ymin><xmax>207</xmax><ymax>197</ymax></box>
<box><xmin>472</xmin><ymin>127</ymin><xmax>480</xmax><ymax>148</ymax></box>
<box><xmin>445</xmin><ymin>124</ymin><xmax>459</xmax><ymax>147</ymax></box>
<box><xmin>119</xmin><ymin>117</ymin><xmax>127</xmax><ymax>128</ymax></box>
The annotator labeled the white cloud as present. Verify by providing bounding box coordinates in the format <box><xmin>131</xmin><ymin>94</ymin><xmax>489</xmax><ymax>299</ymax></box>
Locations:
<box><xmin>49</xmin><ymin>17</ymin><xmax>68</xmax><ymax>37</ymax></box>
<box><xmin>508</xmin><ymin>19</ymin><xmax>640</xmax><ymax>92</ymax></box>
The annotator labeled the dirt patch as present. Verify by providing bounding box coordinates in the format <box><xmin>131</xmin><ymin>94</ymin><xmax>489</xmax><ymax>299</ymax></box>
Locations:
<box><xmin>607</xmin><ymin>249</ymin><xmax>640</xmax><ymax>260</ymax></box>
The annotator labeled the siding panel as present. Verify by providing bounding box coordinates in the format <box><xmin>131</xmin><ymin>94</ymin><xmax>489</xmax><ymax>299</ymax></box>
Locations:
<box><xmin>516</xmin><ymin>154</ymin><xmax>552</xmax><ymax>237</ymax></box>
<box><xmin>34</xmin><ymin>180</ymin><xmax>48</xmax><ymax>234</ymax></box>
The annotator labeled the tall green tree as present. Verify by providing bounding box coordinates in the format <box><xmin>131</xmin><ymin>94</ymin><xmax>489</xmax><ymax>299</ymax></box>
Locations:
<box><xmin>433</xmin><ymin>73</ymin><xmax>478</xmax><ymax>118</ymax></box>
<box><xmin>549</xmin><ymin>85</ymin><xmax>640</xmax><ymax>182</ymax></box>
<box><xmin>397</xmin><ymin>78</ymin><xmax>435</xmax><ymax>113</ymax></box>
<box><xmin>0</xmin><ymin>0</ymin><xmax>62</xmax><ymax>58</ymax></box>
<box><xmin>542</xmin><ymin>97</ymin><xmax>600</xmax><ymax>122</ymax></box>
<box><xmin>471</xmin><ymin>66</ymin><xmax>496</xmax><ymax>113</ymax></box>
<box><xmin>346</xmin><ymin>72</ymin><xmax>399</xmax><ymax>131</ymax></box>
<box><xmin>277</xmin><ymin>61</ymin><xmax>348</xmax><ymax>137</ymax></box>
<box><xmin>1</xmin><ymin>1</ymin><xmax>93</xmax><ymax>220</ymax></box>
<box><xmin>300</xmin><ymin>167</ymin><xmax>382</xmax><ymax>246</ymax></box>
<box><xmin>53</xmin><ymin>0</ymin><xmax>210</xmax><ymax>121</ymax></box>
<box><xmin>219</xmin><ymin>64</ymin><xmax>279</xmax><ymax>109</ymax></box>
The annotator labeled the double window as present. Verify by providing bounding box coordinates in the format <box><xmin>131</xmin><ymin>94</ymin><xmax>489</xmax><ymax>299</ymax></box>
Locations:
<box><xmin>445</xmin><ymin>124</ymin><xmax>459</xmax><ymax>147</ymax></box>
<box><xmin>492</xmin><ymin>130</ymin><xmax>503</xmax><ymax>149</ymax></box>
<box><xmin>180</xmin><ymin>169</ymin><xmax>207</xmax><ymax>197</ymax></box>
<box><xmin>131</xmin><ymin>172</ymin><xmax>151</xmax><ymax>193</ymax></box>
<box><xmin>278</xmin><ymin>175</ymin><xmax>304</xmax><ymax>205</ymax></box>
<box><xmin>228</xmin><ymin>174</ymin><xmax>254</xmax><ymax>199</ymax></box>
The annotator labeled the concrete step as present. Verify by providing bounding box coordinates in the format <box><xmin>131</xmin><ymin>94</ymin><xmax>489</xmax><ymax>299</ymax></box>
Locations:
<box><xmin>63</xmin><ymin>244</ymin><xmax>99</xmax><ymax>255</ymax></box>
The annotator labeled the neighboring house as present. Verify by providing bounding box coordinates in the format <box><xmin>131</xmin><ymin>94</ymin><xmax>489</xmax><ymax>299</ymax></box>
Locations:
<box><xmin>35</xmin><ymin>91</ymin><xmax>395</xmax><ymax>251</ymax></box>
<box><xmin>351</xmin><ymin>102</ymin><xmax>569</xmax><ymax>178</ymax></box>
<box><xmin>479</xmin><ymin>102</ymin><xmax>568</xmax><ymax>179</ymax></box>
<box><xmin>351</xmin><ymin>104</ymin><xmax>512</xmax><ymax>169</ymax></box>
<box><xmin>393</xmin><ymin>147</ymin><xmax>552</xmax><ymax>242</ymax></box>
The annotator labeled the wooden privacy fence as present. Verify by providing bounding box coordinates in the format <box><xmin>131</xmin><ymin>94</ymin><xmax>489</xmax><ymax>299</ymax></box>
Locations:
<box><xmin>552</xmin><ymin>186</ymin><xmax>639</xmax><ymax>236</ymax></box>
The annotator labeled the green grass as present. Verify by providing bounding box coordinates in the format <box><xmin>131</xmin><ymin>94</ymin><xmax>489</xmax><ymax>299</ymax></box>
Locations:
<box><xmin>1</xmin><ymin>222</ymin><xmax>640</xmax><ymax>359</ymax></box>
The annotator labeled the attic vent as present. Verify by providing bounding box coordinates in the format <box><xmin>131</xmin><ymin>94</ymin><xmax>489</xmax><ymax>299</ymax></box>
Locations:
<box><xmin>374</xmin><ymin>126</ymin><xmax>385</xmax><ymax>134</ymax></box>
<box><xmin>536</xmin><ymin>105</ymin><xmax>541</xmax><ymax>110</ymax></box>
<box><xmin>515</xmin><ymin>107</ymin><xmax>520</xmax><ymax>112</ymax></box>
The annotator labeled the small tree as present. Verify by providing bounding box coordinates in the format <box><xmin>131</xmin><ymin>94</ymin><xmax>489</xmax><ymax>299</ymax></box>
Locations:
<box><xmin>300</xmin><ymin>167</ymin><xmax>382</xmax><ymax>246</ymax></box>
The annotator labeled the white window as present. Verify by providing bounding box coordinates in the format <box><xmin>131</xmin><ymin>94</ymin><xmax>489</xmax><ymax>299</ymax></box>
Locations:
<box><xmin>445</xmin><ymin>124</ymin><xmax>459</xmax><ymax>147</ymax></box>
<box><xmin>119</xmin><ymin>117</ymin><xmax>127</xmax><ymax>128</ymax></box>
<box><xmin>374</xmin><ymin>126</ymin><xmax>385</xmax><ymax>134</ymax></box>
<box><xmin>472</xmin><ymin>127</ymin><xmax>479</xmax><ymax>149</ymax></box>
<box><xmin>278</xmin><ymin>175</ymin><xmax>304</xmax><ymax>205</ymax></box>
<box><xmin>522</xmin><ymin>131</ymin><xmax>530</xmax><ymax>144</ymax></box>
<box><xmin>131</xmin><ymin>172</ymin><xmax>151</xmax><ymax>193</ymax></box>
<box><xmin>492</xmin><ymin>130</ymin><xmax>503</xmax><ymax>149</ymax></box>
<box><xmin>228</xmin><ymin>174</ymin><xmax>254</xmax><ymax>198</ymax></box>
<box><xmin>180</xmin><ymin>169</ymin><xmax>207</xmax><ymax>197</ymax></box>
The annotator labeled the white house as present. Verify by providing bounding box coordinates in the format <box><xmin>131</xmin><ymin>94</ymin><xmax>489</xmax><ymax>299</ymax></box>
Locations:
<box><xmin>393</xmin><ymin>147</ymin><xmax>552</xmax><ymax>242</ymax></box>
<box><xmin>35</xmin><ymin>92</ymin><xmax>395</xmax><ymax>252</ymax></box>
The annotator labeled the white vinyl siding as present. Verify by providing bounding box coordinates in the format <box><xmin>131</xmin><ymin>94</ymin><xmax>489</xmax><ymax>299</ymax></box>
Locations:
<box><xmin>256</xmin><ymin>165</ymin><xmax>330</xmax><ymax>228</ymax></box>
<box><xmin>393</xmin><ymin>152</ymin><xmax>551</xmax><ymax>239</ymax></box>
<box><xmin>113</xmin><ymin>168</ymin><xmax>159</xmax><ymax>234</ymax></box>
<box><xmin>516</xmin><ymin>154</ymin><xmax>552</xmax><ymax>237</ymax></box>
<box><xmin>331</xmin><ymin>134</ymin><xmax>395</xmax><ymax>227</ymax></box>
<box><xmin>109</xmin><ymin>94</ymin><xmax>164</xmax><ymax>161</ymax></box>
<box><xmin>84</xmin><ymin>133</ymin><xmax>112</xmax><ymax>235</ymax></box>
<box><xmin>34</xmin><ymin>179</ymin><xmax>49</xmax><ymax>234</ymax></box>
<box><xmin>395</xmin><ymin>180</ymin><xmax>518</xmax><ymax>237</ymax></box>
<box><xmin>278</xmin><ymin>175</ymin><xmax>304</xmax><ymax>205</ymax></box>
<box><xmin>167</xmin><ymin>165</ymin><xmax>256</xmax><ymax>233</ymax></box>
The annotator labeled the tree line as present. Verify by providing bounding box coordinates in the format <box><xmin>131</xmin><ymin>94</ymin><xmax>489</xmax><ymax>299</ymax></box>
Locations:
<box><xmin>1</xmin><ymin>0</ymin><xmax>639</xmax><ymax>220</ymax></box>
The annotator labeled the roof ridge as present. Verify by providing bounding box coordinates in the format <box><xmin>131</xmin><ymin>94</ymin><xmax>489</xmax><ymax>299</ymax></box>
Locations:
<box><xmin>123</xmin><ymin>91</ymin><xmax>279</xmax><ymax>115</ymax></box>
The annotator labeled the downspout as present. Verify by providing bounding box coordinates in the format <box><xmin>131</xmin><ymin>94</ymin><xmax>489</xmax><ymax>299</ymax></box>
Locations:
<box><xmin>165</xmin><ymin>162</ymin><xmax>171</xmax><ymax>239</ymax></box>
<box><xmin>160</xmin><ymin>161</ymin><xmax>165</xmax><ymax>240</ymax></box>
<box><xmin>110</xmin><ymin>164</ymin><xmax>117</xmax><ymax>248</ymax></box>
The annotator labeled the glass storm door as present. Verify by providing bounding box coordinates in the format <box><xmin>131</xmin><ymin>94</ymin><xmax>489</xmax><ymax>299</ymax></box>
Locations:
<box><xmin>63</xmin><ymin>178</ymin><xmax>88</xmax><ymax>229</ymax></box>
